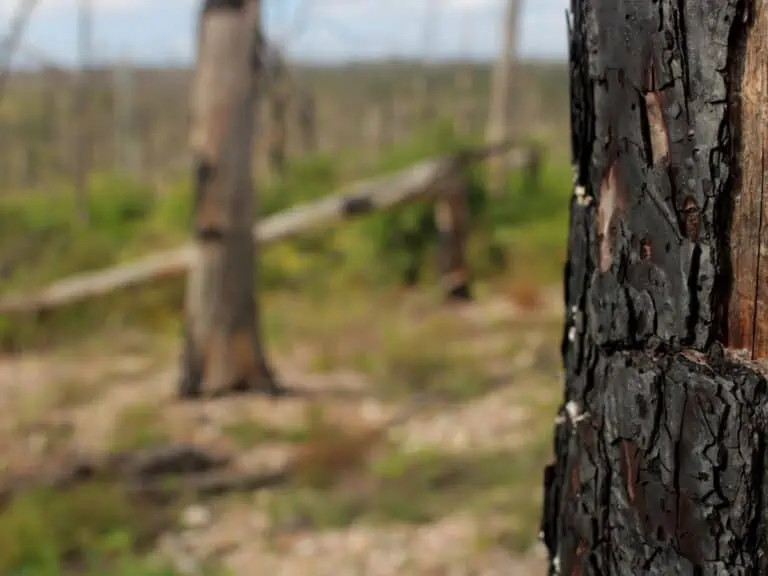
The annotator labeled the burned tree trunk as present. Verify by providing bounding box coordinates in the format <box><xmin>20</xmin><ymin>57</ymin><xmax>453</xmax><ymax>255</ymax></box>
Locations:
<box><xmin>541</xmin><ymin>1</ymin><xmax>768</xmax><ymax>574</ymax></box>
<box><xmin>180</xmin><ymin>0</ymin><xmax>281</xmax><ymax>398</ymax></box>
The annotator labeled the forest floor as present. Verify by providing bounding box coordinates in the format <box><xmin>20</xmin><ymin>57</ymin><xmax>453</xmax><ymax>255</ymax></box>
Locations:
<box><xmin>0</xmin><ymin>280</ymin><xmax>562</xmax><ymax>575</ymax></box>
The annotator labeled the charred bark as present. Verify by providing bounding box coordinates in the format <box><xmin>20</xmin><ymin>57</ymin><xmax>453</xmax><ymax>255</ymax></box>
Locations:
<box><xmin>542</xmin><ymin>0</ymin><xmax>768</xmax><ymax>574</ymax></box>
<box><xmin>180</xmin><ymin>0</ymin><xmax>282</xmax><ymax>398</ymax></box>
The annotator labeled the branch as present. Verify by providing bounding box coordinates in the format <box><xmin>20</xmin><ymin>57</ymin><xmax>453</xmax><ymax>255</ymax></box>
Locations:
<box><xmin>0</xmin><ymin>0</ymin><xmax>43</xmax><ymax>101</ymax></box>
<box><xmin>0</xmin><ymin>394</ymin><xmax>441</xmax><ymax>505</ymax></box>
<box><xmin>0</xmin><ymin>143</ymin><xmax>535</xmax><ymax>316</ymax></box>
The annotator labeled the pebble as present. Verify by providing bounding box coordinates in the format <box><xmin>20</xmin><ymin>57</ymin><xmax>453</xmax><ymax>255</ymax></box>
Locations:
<box><xmin>181</xmin><ymin>505</ymin><xmax>212</xmax><ymax>529</ymax></box>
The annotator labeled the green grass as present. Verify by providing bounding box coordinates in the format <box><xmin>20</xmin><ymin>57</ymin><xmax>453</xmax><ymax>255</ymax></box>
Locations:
<box><xmin>0</xmin><ymin>121</ymin><xmax>569</xmax><ymax>303</ymax></box>
<box><xmin>266</xmin><ymin>439</ymin><xmax>552</xmax><ymax>550</ymax></box>
<box><xmin>221</xmin><ymin>419</ymin><xmax>313</xmax><ymax>449</ymax></box>
<box><xmin>110</xmin><ymin>402</ymin><xmax>170</xmax><ymax>452</ymax></box>
<box><xmin>0</xmin><ymin>483</ymin><xmax>177</xmax><ymax>575</ymax></box>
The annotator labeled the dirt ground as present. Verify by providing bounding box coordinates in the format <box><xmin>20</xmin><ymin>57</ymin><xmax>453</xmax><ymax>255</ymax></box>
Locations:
<box><xmin>0</xmin><ymin>287</ymin><xmax>561</xmax><ymax>575</ymax></box>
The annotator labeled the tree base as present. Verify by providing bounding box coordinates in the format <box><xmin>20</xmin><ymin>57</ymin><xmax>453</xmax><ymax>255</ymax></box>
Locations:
<box><xmin>178</xmin><ymin>330</ymin><xmax>287</xmax><ymax>399</ymax></box>
<box><xmin>445</xmin><ymin>282</ymin><xmax>472</xmax><ymax>302</ymax></box>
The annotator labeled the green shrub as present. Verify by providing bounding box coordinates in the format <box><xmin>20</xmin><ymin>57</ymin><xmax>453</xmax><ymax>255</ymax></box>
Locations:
<box><xmin>0</xmin><ymin>483</ymin><xmax>170</xmax><ymax>575</ymax></box>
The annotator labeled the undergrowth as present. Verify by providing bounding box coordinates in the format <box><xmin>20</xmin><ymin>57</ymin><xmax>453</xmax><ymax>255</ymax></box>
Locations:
<box><xmin>0</xmin><ymin>123</ymin><xmax>569</xmax><ymax>350</ymax></box>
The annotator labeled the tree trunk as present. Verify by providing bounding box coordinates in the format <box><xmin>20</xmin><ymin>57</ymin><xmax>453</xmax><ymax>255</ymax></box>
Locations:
<box><xmin>485</xmin><ymin>0</ymin><xmax>520</xmax><ymax>194</ymax></box>
<box><xmin>541</xmin><ymin>0</ymin><xmax>768</xmax><ymax>573</ymax></box>
<box><xmin>435</xmin><ymin>178</ymin><xmax>471</xmax><ymax>301</ymax></box>
<box><xmin>73</xmin><ymin>0</ymin><xmax>92</xmax><ymax>224</ymax></box>
<box><xmin>180</xmin><ymin>0</ymin><xmax>282</xmax><ymax>398</ymax></box>
<box><xmin>267</xmin><ymin>56</ymin><xmax>289</xmax><ymax>176</ymax></box>
<box><xmin>298</xmin><ymin>90</ymin><xmax>316</xmax><ymax>157</ymax></box>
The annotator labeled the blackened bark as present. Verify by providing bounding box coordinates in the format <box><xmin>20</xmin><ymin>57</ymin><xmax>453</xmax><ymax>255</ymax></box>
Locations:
<box><xmin>541</xmin><ymin>0</ymin><xmax>768</xmax><ymax>574</ymax></box>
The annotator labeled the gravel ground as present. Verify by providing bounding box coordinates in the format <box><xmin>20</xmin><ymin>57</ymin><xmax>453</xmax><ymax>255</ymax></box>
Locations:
<box><xmin>0</xmin><ymin>294</ymin><xmax>560</xmax><ymax>575</ymax></box>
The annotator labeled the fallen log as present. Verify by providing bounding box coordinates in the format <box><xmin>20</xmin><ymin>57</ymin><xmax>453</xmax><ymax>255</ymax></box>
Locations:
<box><xmin>0</xmin><ymin>443</ymin><xmax>231</xmax><ymax>506</ymax></box>
<box><xmin>0</xmin><ymin>393</ymin><xmax>435</xmax><ymax>505</ymax></box>
<box><xmin>0</xmin><ymin>142</ymin><xmax>535</xmax><ymax>316</ymax></box>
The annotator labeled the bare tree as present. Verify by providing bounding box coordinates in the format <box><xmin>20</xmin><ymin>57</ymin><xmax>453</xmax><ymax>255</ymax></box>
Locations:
<box><xmin>73</xmin><ymin>0</ymin><xmax>92</xmax><ymax>224</ymax></box>
<box><xmin>0</xmin><ymin>0</ymin><xmax>43</xmax><ymax>101</ymax></box>
<box><xmin>112</xmin><ymin>57</ymin><xmax>139</xmax><ymax>176</ymax></box>
<box><xmin>413</xmin><ymin>0</ymin><xmax>439</xmax><ymax>128</ymax></box>
<box><xmin>453</xmin><ymin>12</ymin><xmax>476</xmax><ymax>134</ymax></box>
<box><xmin>265</xmin><ymin>48</ymin><xmax>289</xmax><ymax>176</ymax></box>
<box><xmin>297</xmin><ymin>88</ymin><xmax>316</xmax><ymax>156</ymax></box>
<box><xmin>180</xmin><ymin>0</ymin><xmax>282</xmax><ymax>398</ymax></box>
<box><xmin>541</xmin><ymin>0</ymin><xmax>768</xmax><ymax>573</ymax></box>
<box><xmin>485</xmin><ymin>0</ymin><xmax>521</xmax><ymax>193</ymax></box>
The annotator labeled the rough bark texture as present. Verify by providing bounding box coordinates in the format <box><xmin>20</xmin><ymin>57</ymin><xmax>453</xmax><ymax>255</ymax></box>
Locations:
<box><xmin>541</xmin><ymin>0</ymin><xmax>768</xmax><ymax>573</ymax></box>
<box><xmin>181</xmin><ymin>0</ymin><xmax>280</xmax><ymax>398</ymax></box>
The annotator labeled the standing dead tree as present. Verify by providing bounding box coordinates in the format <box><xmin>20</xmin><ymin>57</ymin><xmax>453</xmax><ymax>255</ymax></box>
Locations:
<box><xmin>181</xmin><ymin>0</ymin><xmax>282</xmax><ymax>398</ymax></box>
<box><xmin>435</xmin><ymin>176</ymin><xmax>471</xmax><ymax>301</ymax></box>
<box><xmin>296</xmin><ymin>88</ymin><xmax>316</xmax><ymax>157</ymax></box>
<box><xmin>264</xmin><ymin>45</ymin><xmax>289</xmax><ymax>176</ymax></box>
<box><xmin>0</xmin><ymin>0</ymin><xmax>43</xmax><ymax>101</ymax></box>
<box><xmin>485</xmin><ymin>0</ymin><xmax>520</xmax><ymax>194</ymax></box>
<box><xmin>541</xmin><ymin>1</ymin><xmax>768</xmax><ymax>573</ymax></box>
<box><xmin>72</xmin><ymin>0</ymin><xmax>92</xmax><ymax>225</ymax></box>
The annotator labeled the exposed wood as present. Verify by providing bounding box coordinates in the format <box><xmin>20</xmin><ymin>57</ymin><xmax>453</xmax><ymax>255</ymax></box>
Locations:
<box><xmin>0</xmin><ymin>142</ymin><xmax>532</xmax><ymax>316</ymax></box>
<box><xmin>181</xmin><ymin>0</ymin><xmax>279</xmax><ymax>398</ymax></box>
<box><xmin>727</xmin><ymin>0</ymin><xmax>768</xmax><ymax>358</ymax></box>
<box><xmin>541</xmin><ymin>0</ymin><xmax>768</xmax><ymax>573</ymax></box>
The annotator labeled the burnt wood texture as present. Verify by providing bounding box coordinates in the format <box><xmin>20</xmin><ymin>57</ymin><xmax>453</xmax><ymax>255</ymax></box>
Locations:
<box><xmin>541</xmin><ymin>0</ymin><xmax>768</xmax><ymax>574</ymax></box>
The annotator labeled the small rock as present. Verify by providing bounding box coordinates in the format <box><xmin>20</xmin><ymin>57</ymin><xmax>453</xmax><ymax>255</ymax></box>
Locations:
<box><xmin>295</xmin><ymin>536</ymin><xmax>317</xmax><ymax>556</ymax></box>
<box><xmin>361</xmin><ymin>400</ymin><xmax>386</xmax><ymax>423</ymax></box>
<box><xmin>181</xmin><ymin>504</ymin><xmax>211</xmax><ymax>529</ymax></box>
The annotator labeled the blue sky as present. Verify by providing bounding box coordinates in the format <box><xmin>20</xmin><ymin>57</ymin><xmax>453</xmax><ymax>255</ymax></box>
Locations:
<box><xmin>4</xmin><ymin>0</ymin><xmax>569</xmax><ymax>68</ymax></box>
